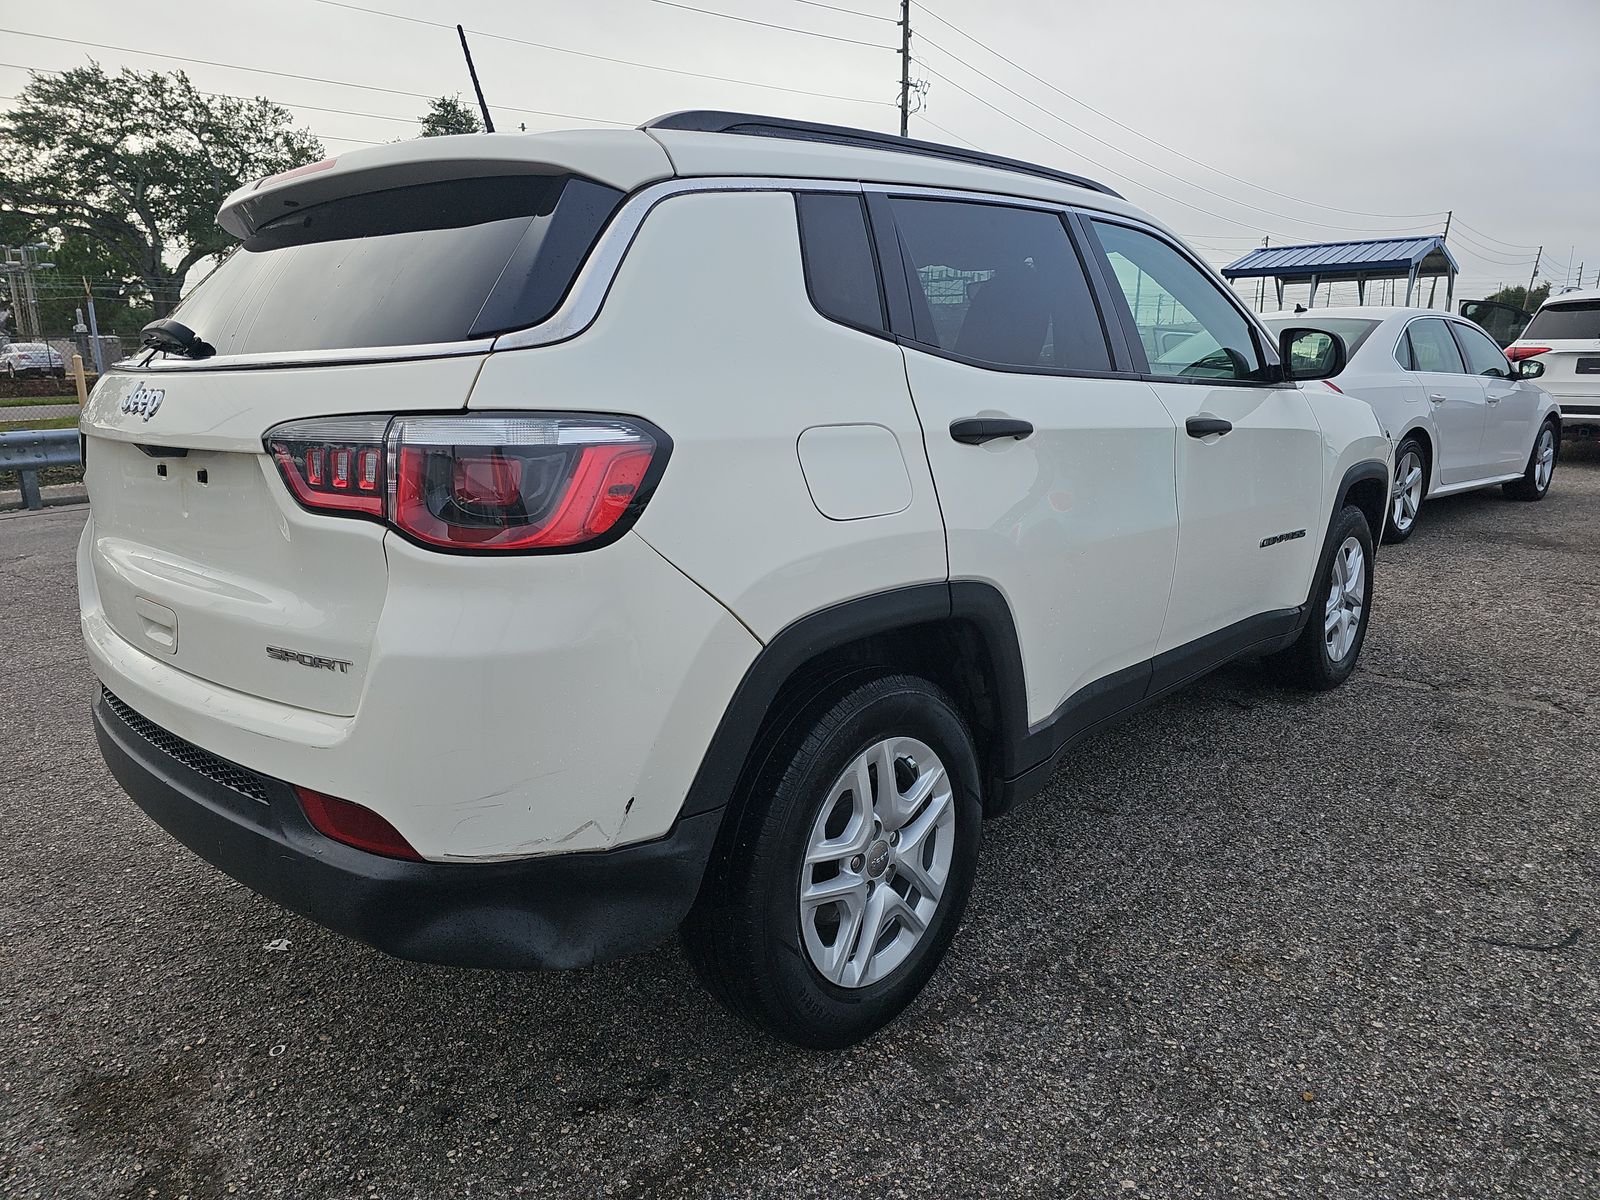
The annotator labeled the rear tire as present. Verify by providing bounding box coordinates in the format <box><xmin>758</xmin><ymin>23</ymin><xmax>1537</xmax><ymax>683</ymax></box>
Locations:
<box><xmin>1503</xmin><ymin>419</ymin><xmax>1557</xmax><ymax>501</ymax></box>
<box><xmin>683</xmin><ymin>673</ymin><xmax>982</xmax><ymax>1049</ymax></box>
<box><xmin>1265</xmin><ymin>505</ymin><xmax>1375</xmax><ymax>691</ymax></box>
<box><xmin>1383</xmin><ymin>436</ymin><xmax>1426</xmax><ymax>544</ymax></box>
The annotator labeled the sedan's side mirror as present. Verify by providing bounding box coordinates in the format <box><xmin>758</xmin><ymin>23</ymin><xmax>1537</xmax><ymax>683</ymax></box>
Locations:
<box><xmin>1517</xmin><ymin>358</ymin><xmax>1546</xmax><ymax>380</ymax></box>
<box><xmin>1277</xmin><ymin>327</ymin><xmax>1348</xmax><ymax>382</ymax></box>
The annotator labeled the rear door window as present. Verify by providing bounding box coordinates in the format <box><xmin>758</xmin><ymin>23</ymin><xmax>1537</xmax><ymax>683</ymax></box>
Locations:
<box><xmin>887</xmin><ymin>197</ymin><xmax>1111</xmax><ymax>372</ymax></box>
<box><xmin>1450</xmin><ymin>322</ymin><xmax>1512</xmax><ymax>377</ymax></box>
<box><xmin>169</xmin><ymin>174</ymin><xmax>622</xmax><ymax>356</ymax></box>
<box><xmin>1406</xmin><ymin>319</ymin><xmax>1467</xmax><ymax>374</ymax></box>
<box><xmin>795</xmin><ymin>193</ymin><xmax>886</xmax><ymax>333</ymax></box>
<box><xmin>1524</xmin><ymin>301</ymin><xmax>1600</xmax><ymax>341</ymax></box>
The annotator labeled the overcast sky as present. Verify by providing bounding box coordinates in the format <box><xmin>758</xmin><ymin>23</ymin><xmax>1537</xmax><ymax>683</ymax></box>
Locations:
<box><xmin>4</xmin><ymin>0</ymin><xmax>1597</xmax><ymax>301</ymax></box>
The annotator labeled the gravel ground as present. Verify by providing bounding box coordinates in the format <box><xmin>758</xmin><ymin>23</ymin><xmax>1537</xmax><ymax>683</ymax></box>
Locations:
<box><xmin>3</xmin><ymin>446</ymin><xmax>1597</xmax><ymax>1199</ymax></box>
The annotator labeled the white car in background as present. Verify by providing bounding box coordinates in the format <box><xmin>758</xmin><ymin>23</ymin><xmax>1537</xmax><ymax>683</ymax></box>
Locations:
<box><xmin>1</xmin><ymin>341</ymin><xmax>66</xmax><ymax>378</ymax></box>
<box><xmin>1262</xmin><ymin>308</ymin><xmax>1560</xmax><ymax>542</ymax></box>
<box><xmin>1506</xmin><ymin>289</ymin><xmax>1600</xmax><ymax>439</ymax></box>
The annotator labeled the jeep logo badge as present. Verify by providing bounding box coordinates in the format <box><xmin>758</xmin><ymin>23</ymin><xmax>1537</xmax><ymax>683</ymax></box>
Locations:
<box><xmin>119</xmin><ymin>382</ymin><xmax>165</xmax><ymax>422</ymax></box>
<box><xmin>865</xmin><ymin>840</ymin><xmax>892</xmax><ymax>878</ymax></box>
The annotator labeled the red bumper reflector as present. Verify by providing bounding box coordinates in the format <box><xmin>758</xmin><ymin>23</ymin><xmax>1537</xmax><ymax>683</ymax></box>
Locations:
<box><xmin>295</xmin><ymin>786</ymin><xmax>422</xmax><ymax>861</ymax></box>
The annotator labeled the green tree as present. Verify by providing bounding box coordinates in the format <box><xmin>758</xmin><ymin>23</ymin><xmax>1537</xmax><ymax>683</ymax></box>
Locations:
<box><xmin>420</xmin><ymin>94</ymin><xmax>483</xmax><ymax>137</ymax></box>
<box><xmin>0</xmin><ymin>64</ymin><xmax>322</xmax><ymax>316</ymax></box>
<box><xmin>1481</xmin><ymin>283</ymin><xmax>1551</xmax><ymax>313</ymax></box>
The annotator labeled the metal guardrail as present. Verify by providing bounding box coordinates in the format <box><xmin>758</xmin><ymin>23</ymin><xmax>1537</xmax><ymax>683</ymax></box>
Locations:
<box><xmin>0</xmin><ymin>428</ymin><xmax>81</xmax><ymax>511</ymax></box>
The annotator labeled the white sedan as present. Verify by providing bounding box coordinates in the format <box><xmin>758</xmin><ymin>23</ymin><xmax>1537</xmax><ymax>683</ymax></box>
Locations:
<box><xmin>1261</xmin><ymin>308</ymin><xmax>1560</xmax><ymax>542</ymax></box>
<box><xmin>0</xmin><ymin>341</ymin><xmax>66</xmax><ymax>379</ymax></box>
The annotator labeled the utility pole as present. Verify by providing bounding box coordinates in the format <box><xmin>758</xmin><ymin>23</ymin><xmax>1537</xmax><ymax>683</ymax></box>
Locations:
<box><xmin>457</xmin><ymin>25</ymin><xmax>495</xmax><ymax>133</ymax></box>
<box><xmin>1257</xmin><ymin>236</ymin><xmax>1268</xmax><ymax>311</ymax></box>
<box><xmin>83</xmin><ymin>276</ymin><xmax>104</xmax><ymax>375</ymax></box>
<box><xmin>898</xmin><ymin>0</ymin><xmax>912</xmax><ymax>137</ymax></box>
<box><xmin>1527</xmin><ymin>246</ymin><xmax>1542</xmax><ymax>299</ymax></box>
<box><xmin>1428</xmin><ymin>210</ymin><xmax>1451</xmax><ymax>309</ymax></box>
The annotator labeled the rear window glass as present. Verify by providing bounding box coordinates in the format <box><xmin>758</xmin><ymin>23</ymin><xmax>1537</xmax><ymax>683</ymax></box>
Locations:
<box><xmin>169</xmin><ymin>174</ymin><xmax>621</xmax><ymax>356</ymax></box>
<box><xmin>1524</xmin><ymin>301</ymin><xmax>1600</xmax><ymax>341</ymax></box>
<box><xmin>1261</xmin><ymin>317</ymin><xmax>1379</xmax><ymax>357</ymax></box>
<box><xmin>796</xmin><ymin>193</ymin><xmax>886</xmax><ymax>332</ymax></box>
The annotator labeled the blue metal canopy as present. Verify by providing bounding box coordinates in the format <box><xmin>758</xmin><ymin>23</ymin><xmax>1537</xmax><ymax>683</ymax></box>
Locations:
<box><xmin>1222</xmin><ymin>235</ymin><xmax>1458</xmax><ymax>282</ymax></box>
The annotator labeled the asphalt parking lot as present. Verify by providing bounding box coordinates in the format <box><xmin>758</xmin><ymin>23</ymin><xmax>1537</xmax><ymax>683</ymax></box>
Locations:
<box><xmin>3</xmin><ymin>448</ymin><xmax>1597</xmax><ymax>1199</ymax></box>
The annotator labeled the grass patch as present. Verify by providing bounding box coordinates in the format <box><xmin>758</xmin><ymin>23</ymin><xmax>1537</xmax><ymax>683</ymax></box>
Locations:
<box><xmin>0</xmin><ymin>414</ymin><xmax>80</xmax><ymax>433</ymax></box>
<box><xmin>0</xmin><ymin>393</ymin><xmax>80</xmax><ymax>407</ymax></box>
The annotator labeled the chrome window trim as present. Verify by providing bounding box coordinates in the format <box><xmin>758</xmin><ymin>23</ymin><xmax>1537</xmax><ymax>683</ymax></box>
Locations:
<box><xmin>115</xmin><ymin>339</ymin><xmax>495</xmax><ymax>374</ymax></box>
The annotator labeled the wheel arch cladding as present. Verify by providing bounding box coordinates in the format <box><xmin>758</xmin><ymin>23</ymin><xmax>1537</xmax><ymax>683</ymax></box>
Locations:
<box><xmin>1338</xmin><ymin>459</ymin><xmax>1389</xmax><ymax>543</ymax></box>
<box><xmin>679</xmin><ymin>582</ymin><xmax>1031</xmax><ymax>825</ymax></box>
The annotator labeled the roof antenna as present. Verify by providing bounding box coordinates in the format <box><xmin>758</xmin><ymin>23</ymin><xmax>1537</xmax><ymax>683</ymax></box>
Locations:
<box><xmin>457</xmin><ymin>25</ymin><xmax>495</xmax><ymax>133</ymax></box>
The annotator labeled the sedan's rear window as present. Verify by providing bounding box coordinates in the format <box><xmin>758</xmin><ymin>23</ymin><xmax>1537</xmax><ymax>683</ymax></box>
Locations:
<box><xmin>1260</xmin><ymin>317</ymin><xmax>1380</xmax><ymax>357</ymax></box>
<box><xmin>169</xmin><ymin>174</ymin><xmax>621</xmax><ymax>357</ymax></box>
<box><xmin>1524</xmin><ymin>301</ymin><xmax>1600</xmax><ymax>341</ymax></box>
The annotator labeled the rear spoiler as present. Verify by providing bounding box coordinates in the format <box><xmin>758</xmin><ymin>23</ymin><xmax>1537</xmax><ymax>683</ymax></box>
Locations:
<box><xmin>217</xmin><ymin>129</ymin><xmax>674</xmax><ymax>239</ymax></box>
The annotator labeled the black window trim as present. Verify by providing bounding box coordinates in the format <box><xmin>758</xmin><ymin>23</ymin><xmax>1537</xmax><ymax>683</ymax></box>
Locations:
<box><xmin>792</xmin><ymin>190</ymin><xmax>892</xmax><ymax>340</ymax></box>
<box><xmin>862</xmin><ymin>188</ymin><xmax>1140</xmax><ymax>381</ymax></box>
<box><xmin>1079</xmin><ymin>212</ymin><xmax>1288</xmax><ymax>389</ymax></box>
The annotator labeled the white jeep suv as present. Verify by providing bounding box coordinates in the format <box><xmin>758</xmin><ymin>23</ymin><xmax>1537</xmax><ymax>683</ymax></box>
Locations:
<box><xmin>79</xmin><ymin>113</ymin><xmax>1390</xmax><ymax>1048</ymax></box>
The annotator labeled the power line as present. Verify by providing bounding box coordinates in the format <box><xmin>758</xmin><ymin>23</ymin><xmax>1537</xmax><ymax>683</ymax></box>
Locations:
<box><xmin>913</xmin><ymin>112</ymin><xmax>978</xmax><ymax>148</ymax></box>
<box><xmin>917</xmin><ymin>32</ymin><xmax>1441</xmax><ymax>236</ymax></box>
<box><xmin>916</xmin><ymin>61</ymin><xmax>1307</xmax><ymax>238</ymax></box>
<box><xmin>309</xmin><ymin>0</ymin><xmax>891</xmax><ymax>108</ymax></box>
<box><xmin>917</xmin><ymin>4</ymin><xmax>1446</xmax><ymax>223</ymax></box>
<box><xmin>0</xmin><ymin>60</ymin><xmax>424</xmax><ymax>129</ymax></box>
<box><xmin>1451</xmin><ymin>219</ymin><xmax>1542</xmax><ymax>252</ymax></box>
<box><xmin>0</xmin><ymin>27</ymin><xmax>632</xmax><ymax>127</ymax></box>
<box><xmin>645</xmin><ymin>0</ymin><xmax>894</xmax><ymax>49</ymax></box>
<box><xmin>783</xmin><ymin>0</ymin><xmax>897</xmax><ymax>22</ymax></box>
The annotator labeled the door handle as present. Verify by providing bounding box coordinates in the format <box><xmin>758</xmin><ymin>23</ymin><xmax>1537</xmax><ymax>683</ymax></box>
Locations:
<box><xmin>950</xmin><ymin>417</ymin><xmax>1034</xmax><ymax>445</ymax></box>
<box><xmin>1485</xmin><ymin>395</ymin><xmax>1502</xmax><ymax>405</ymax></box>
<box><xmin>1428</xmin><ymin>393</ymin><xmax>1447</xmax><ymax>404</ymax></box>
<box><xmin>1185</xmin><ymin>416</ymin><xmax>1233</xmax><ymax>438</ymax></box>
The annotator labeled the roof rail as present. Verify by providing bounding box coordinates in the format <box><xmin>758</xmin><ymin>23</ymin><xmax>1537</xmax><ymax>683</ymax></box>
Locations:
<box><xmin>643</xmin><ymin>111</ymin><xmax>1122</xmax><ymax>199</ymax></box>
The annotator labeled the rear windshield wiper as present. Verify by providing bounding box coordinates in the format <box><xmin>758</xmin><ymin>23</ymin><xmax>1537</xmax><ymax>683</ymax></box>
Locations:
<box><xmin>140</xmin><ymin>318</ymin><xmax>215</xmax><ymax>361</ymax></box>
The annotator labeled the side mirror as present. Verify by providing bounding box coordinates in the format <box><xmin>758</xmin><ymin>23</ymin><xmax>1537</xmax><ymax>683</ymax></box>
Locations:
<box><xmin>1517</xmin><ymin>358</ymin><xmax>1546</xmax><ymax>380</ymax></box>
<box><xmin>1277</xmin><ymin>327</ymin><xmax>1348</xmax><ymax>382</ymax></box>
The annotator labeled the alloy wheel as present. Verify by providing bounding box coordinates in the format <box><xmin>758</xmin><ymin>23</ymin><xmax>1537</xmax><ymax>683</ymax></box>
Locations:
<box><xmin>1534</xmin><ymin>427</ymin><xmax>1555</xmax><ymax>492</ymax></box>
<box><xmin>1324</xmin><ymin>536</ymin><xmax>1366</xmax><ymax>663</ymax></box>
<box><xmin>1391</xmin><ymin>449</ymin><xmax>1423</xmax><ymax>533</ymax></box>
<box><xmin>799</xmin><ymin>736</ymin><xmax>955</xmax><ymax>989</ymax></box>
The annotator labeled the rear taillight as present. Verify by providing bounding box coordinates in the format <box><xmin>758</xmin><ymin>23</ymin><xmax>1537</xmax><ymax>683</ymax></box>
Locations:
<box><xmin>265</xmin><ymin>412</ymin><xmax>667</xmax><ymax>552</ymax></box>
<box><xmin>1323</xmin><ymin>380</ymin><xmax>1344</xmax><ymax>393</ymax></box>
<box><xmin>268</xmin><ymin>416</ymin><xmax>389</xmax><ymax>518</ymax></box>
<box><xmin>1506</xmin><ymin>346</ymin><xmax>1550</xmax><ymax>362</ymax></box>
<box><xmin>295</xmin><ymin>786</ymin><xmax>421</xmax><ymax>860</ymax></box>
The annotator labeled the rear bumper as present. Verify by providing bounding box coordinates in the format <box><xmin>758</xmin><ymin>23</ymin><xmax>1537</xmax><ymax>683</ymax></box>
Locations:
<box><xmin>93</xmin><ymin>689</ymin><xmax>722</xmax><ymax>970</ymax></box>
<box><xmin>1557</xmin><ymin>402</ymin><xmax>1600</xmax><ymax>436</ymax></box>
